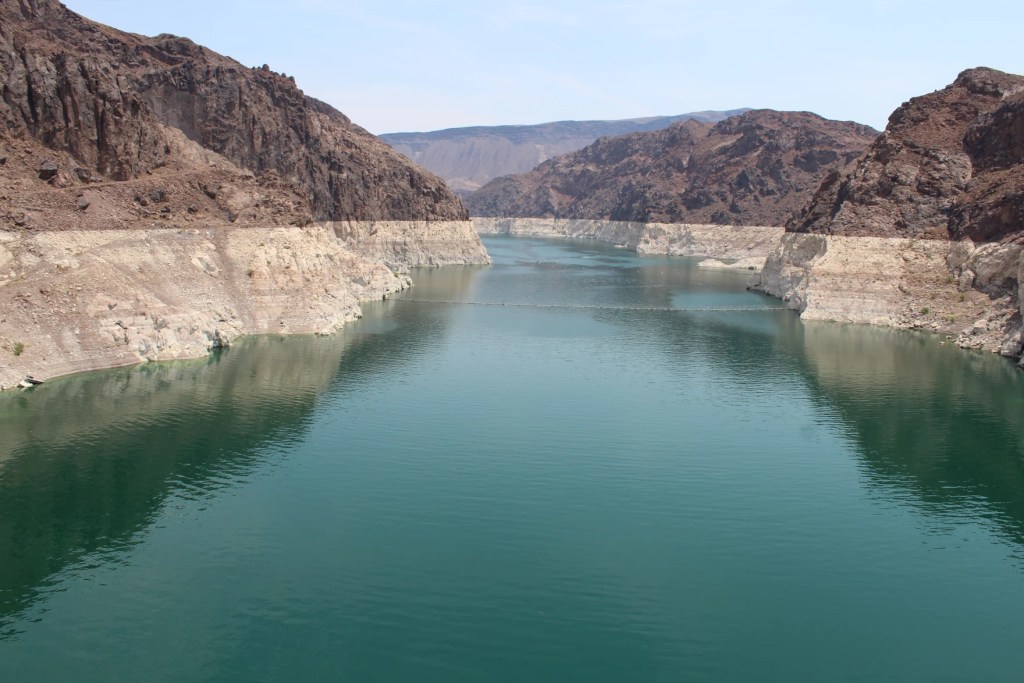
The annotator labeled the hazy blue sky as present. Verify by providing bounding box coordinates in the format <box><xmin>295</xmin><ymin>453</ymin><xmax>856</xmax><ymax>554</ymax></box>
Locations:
<box><xmin>63</xmin><ymin>0</ymin><xmax>1024</xmax><ymax>134</ymax></box>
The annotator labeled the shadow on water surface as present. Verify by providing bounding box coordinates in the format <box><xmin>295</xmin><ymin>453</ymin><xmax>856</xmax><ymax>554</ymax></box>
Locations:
<box><xmin>484</xmin><ymin>235</ymin><xmax>1024</xmax><ymax>566</ymax></box>
<box><xmin>489</xmin><ymin>235</ymin><xmax>1024</xmax><ymax>560</ymax></box>
<box><xmin>0</xmin><ymin>265</ymin><xmax>483</xmax><ymax>637</ymax></box>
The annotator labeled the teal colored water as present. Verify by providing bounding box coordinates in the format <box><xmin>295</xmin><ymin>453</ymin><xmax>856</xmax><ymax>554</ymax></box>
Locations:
<box><xmin>2</xmin><ymin>235</ymin><xmax>1024</xmax><ymax>682</ymax></box>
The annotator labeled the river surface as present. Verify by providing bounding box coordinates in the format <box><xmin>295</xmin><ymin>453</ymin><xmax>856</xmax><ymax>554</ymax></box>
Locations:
<box><xmin>2</xmin><ymin>235</ymin><xmax>1024</xmax><ymax>682</ymax></box>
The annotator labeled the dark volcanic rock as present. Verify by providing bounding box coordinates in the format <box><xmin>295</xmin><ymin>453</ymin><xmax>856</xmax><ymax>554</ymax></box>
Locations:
<box><xmin>467</xmin><ymin>111</ymin><xmax>878</xmax><ymax>226</ymax></box>
<box><xmin>37</xmin><ymin>159</ymin><xmax>57</xmax><ymax>180</ymax></box>
<box><xmin>951</xmin><ymin>89</ymin><xmax>1024</xmax><ymax>242</ymax></box>
<box><xmin>789</xmin><ymin>67</ymin><xmax>1024</xmax><ymax>241</ymax></box>
<box><xmin>0</xmin><ymin>0</ymin><xmax>466</xmax><ymax>221</ymax></box>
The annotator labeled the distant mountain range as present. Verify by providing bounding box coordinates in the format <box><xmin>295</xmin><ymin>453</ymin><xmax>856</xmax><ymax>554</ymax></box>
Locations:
<box><xmin>466</xmin><ymin>110</ymin><xmax>879</xmax><ymax>226</ymax></box>
<box><xmin>379</xmin><ymin>110</ymin><xmax>750</xmax><ymax>195</ymax></box>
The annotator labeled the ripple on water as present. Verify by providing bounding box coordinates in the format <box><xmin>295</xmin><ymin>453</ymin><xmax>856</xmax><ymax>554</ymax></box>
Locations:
<box><xmin>2</xmin><ymin>236</ymin><xmax>1024</xmax><ymax>681</ymax></box>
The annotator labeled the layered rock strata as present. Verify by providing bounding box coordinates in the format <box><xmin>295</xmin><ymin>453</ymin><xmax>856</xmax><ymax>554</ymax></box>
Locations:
<box><xmin>759</xmin><ymin>235</ymin><xmax>1022</xmax><ymax>356</ymax></box>
<box><xmin>0</xmin><ymin>225</ymin><xmax>410</xmax><ymax>390</ymax></box>
<box><xmin>331</xmin><ymin>220</ymin><xmax>492</xmax><ymax>269</ymax></box>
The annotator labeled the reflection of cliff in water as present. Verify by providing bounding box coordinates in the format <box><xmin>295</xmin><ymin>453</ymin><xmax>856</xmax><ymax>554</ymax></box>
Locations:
<box><xmin>490</xmin><ymin>238</ymin><xmax>1024</xmax><ymax>557</ymax></box>
<box><xmin>0</xmin><ymin>265</ymin><xmax>482</xmax><ymax>636</ymax></box>
<box><xmin>488</xmin><ymin>240</ymin><xmax>1024</xmax><ymax>557</ymax></box>
<box><xmin>794</xmin><ymin>322</ymin><xmax>1024</xmax><ymax>547</ymax></box>
<box><xmin>592</xmin><ymin>274</ymin><xmax>1024</xmax><ymax>553</ymax></box>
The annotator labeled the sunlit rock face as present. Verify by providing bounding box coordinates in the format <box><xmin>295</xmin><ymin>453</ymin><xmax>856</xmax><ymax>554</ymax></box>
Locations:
<box><xmin>760</xmin><ymin>68</ymin><xmax>1024</xmax><ymax>362</ymax></box>
<box><xmin>0</xmin><ymin>0</ymin><xmax>490</xmax><ymax>387</ymax></box>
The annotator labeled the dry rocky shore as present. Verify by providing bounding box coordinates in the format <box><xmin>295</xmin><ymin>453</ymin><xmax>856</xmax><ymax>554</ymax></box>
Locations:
<box><xmin>0</xmin><ymin>0</ymin><xmax>488</xmax><ymax>390</ymax></box>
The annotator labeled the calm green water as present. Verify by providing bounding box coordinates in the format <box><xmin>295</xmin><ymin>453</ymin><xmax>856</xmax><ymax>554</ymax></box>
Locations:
<box><xmin>2</xmin><ymin>235</ymin><xmax>1024</xmax><ymax>682</ymax></box>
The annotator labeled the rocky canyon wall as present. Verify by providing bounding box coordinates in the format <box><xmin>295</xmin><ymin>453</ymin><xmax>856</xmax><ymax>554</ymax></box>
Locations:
<box><xmin>759</xmin><ymin>68</ymin><xmax>1024</xmax><ymax>364</ymax></box>
<box><xmin>330</xmin><ymin>220</ymin><xmax>490</xmax><ymax>269</ymax></box>
<box><xmin>757</xmin><ymin>234</ymin><xmax>1023</xmax><ymax>357</ymax></box>
<box><xmin>0</xmin><ymin>0</ymin><xmax>469</xmax><ymax>222</ymax></box>
<box><xmin>0</xmin><ymin>0</ymin><xmax>489</xmax><ymax>388</ymax></box>
<box><xmin>467</xmin><ymin>111</ymin><xmax>878</xmax><ymax>226</ymax></box>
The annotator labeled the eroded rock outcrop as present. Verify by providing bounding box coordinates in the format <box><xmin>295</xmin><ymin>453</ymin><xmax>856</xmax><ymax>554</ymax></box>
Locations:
<box><xmin>761</xmin><ymin>68</ymin><xmax>1024</xmax><ymax>362</ymax></box>
<box><xmin>0</xmin><ymin>0</ymin><xmax>468</xmax><ymax>221</ymax></box>
<box><xmin>788</xmin><ymin>68</ymin><xmax>1024</xmax><ymax>240</ymax></box>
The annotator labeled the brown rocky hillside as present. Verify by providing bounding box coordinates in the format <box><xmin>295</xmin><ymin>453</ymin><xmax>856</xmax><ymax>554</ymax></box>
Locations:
<box><xmin>0</xmin><ymin>0</ymin><xmax>467</xmax><ymax>228</ymax></box>
<box><xmin>466</xmin><ymin>110</ymin><xmax>878</xmax><ymax>226</ymax></box>
<box><xmin>759</xmin><ymin>67</ymin><xmax>1024</xmax><ymax>361</ymax></box>
<box><xmin>789</xmin><ymin>67</ymin><xmax>1024</xmax><ymax>242</ymax></box>
<box><xmin>379</xmin><ymin>110</ymin><xmax>749</xmax><ymax>196</ymax></box>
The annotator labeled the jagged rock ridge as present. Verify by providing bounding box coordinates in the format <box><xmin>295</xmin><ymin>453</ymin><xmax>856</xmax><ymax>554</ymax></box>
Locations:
<box><xmin>760</xmin><ymin>68</ymin><xmax>1024</xmax><ymax>362</ymax></box>
<box><xmin>789</xmin><ymin>67</ymin><xmax>1024</xmax><ymax>242</ymax></box>
<box><xmin>466</xmin><ymin>110</ymin><xmax>879</xmax><ymax>226</ymax></box>
<box><xmin>0</xmin><ymin>0</ymin><xmax>466</xmax><ymax>222</ymax></box>
<box><xmin>379</xmin><ymin>110</ymin><xmax>750</xmax><ymax>196</ymax></box>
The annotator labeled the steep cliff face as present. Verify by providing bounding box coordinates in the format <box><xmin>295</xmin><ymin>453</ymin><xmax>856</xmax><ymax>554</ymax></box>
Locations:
<box><xmin>761</xmin><ymin>68</ymin><xmax>1024</xmax><ymax>362</ymax></box>
<box><xmin>0</xmin><ymin>0</ymin><xmax>467</xmax><ymax>221</ymax></box>
<box><xmin>952</xmin><ymin>89</ymin><xmax>1024</xmax><ymax>243</ymax></box>
<box><xmin>467</xmin><ymin>111</ymin><xmax>878</xmax><ymax>226</ymax></box>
